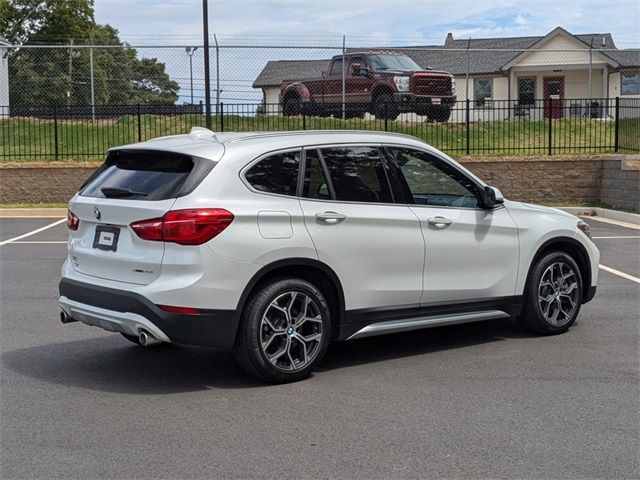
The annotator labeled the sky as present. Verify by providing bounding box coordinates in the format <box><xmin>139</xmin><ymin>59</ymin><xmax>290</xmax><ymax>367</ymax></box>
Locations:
<box><xmin>94</xmin><ymin>0</ymin><xmax>639</xmax><ymax>48</ymax></box>
<box><xmin>92</xmin><ymin>0</ymin><xmax>640</xmax><ymax>104</ymax></box>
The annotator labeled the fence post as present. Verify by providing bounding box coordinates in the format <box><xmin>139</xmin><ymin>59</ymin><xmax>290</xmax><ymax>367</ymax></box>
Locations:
<box><xmin>465</xmin><ymin>99</ymin><xmax>470</xmax><ymax>155</ymax></box>
<box><xmin>384</xmin><ymin>102</ymin><xmax>388</xmax><ymax>132</ymax></box>
<box><xmin>547</xmin><ymin>97</ymin><xmax>553</xmax><ymax>156</ymax></box>
<box><xmin>614</xmin><ymin>96</ymin><xmax>620</xmax><ymax>152</ymax></box>
<box><xmin>137</xmin><ymin>104</ymin><xmax>142</xmax><ymax>142</ymax></box>
<box><xmin>220</xmin><ymin>102</ymin><xmax>224</xmax><ymax>132</ymax></box>
<box><xmin>53</xmin><ymin>105</ymin><xmax>59</xmax><ymax>160</ymax></box>
<box><xmin>302</xmin><ymin>110</ymin><xmax>306</xmax><ymax>130</ymax></box>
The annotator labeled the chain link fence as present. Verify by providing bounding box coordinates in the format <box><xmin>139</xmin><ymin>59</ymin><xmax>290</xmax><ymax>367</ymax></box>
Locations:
<box><xmin>1</xmin><ymin>35</ymin><xmax>638</xmax><ymax>160</ymax></box>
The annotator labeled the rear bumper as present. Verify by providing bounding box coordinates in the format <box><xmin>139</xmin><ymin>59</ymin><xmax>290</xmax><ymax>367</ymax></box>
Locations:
<box><xmin>58</xmin><ymin>278</ymin><xmax>240</xmax><ymax>349</ymax></box>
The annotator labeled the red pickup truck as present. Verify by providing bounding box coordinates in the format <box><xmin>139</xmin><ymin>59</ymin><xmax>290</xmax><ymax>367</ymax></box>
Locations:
<box><xmin>280</xmin><ymin>52</ymin><xmax>456</xmax><ymax>121</ymax></box>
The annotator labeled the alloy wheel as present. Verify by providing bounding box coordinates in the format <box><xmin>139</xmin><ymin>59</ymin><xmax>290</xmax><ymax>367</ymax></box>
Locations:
<box><xmin>538</xmin><ymin>261</ymin><xmax>579</xmax><ymax>327</ymax></box>
<box><xmin>259</xmin><ymin>291</ymin><xmax>324</xmax><ymax>372</ymax></box>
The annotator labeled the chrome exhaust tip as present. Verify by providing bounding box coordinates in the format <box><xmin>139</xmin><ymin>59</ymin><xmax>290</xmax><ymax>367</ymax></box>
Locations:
<box><xmin>138</xmin><ymin>330</ymin><xmax>162</xmax><ymax>347</ymax></box>
<box><xmin>60</xmin><ymin>311</ymin><xmax>77</xmax><ymax>324</ymax></box>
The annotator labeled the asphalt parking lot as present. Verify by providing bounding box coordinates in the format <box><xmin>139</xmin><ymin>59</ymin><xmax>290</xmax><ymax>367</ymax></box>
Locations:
<box><xmin>1</xmin><ymin>215</ymin><xmax>638</xmax><ymax>479</ymax></box>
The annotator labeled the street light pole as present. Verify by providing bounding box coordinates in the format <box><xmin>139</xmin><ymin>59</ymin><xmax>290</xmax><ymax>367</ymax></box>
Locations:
<box><xmin>185</xmin><ymin>47</ymin><xmax>197</xmax><ymax>104</ymax></box>
<box><xmin>202</xmin><ymin>0</ymin><xmax>212</xmax><ymax>129</ymax></box>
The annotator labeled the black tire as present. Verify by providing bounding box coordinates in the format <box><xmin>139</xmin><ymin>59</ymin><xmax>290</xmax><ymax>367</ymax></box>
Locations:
<box><xmin>282</xmin><ymin>95</ymin><xmax>302</xmax><ymax>116</ymax></box>
<box><xmin>234</xmin><ymin>278</ymin><xmax>332</xmax><ymax>383</ymax></box>
<box><xmin>518</xmin><ymin>252</ymin><xmax>583</xmax><ymax>335</ymax></box>
<box><xmin>425</xmin><ymin>105</ymin><xmax>452</xmax><ymax>122</ymax></box>
<box><xmin>372</xmin><ymin>93</ymin><xmax>399</xmax><ymax>120</ymax></box>
<box><xmin>120</xmin><ymin>332</ymin><xmax>141</xmax><ymax>345</ymax></box>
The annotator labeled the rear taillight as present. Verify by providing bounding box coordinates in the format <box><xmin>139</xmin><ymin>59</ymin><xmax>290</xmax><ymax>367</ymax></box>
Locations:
<box><xmin>130</xmin><ymin>208</ymin><xmax>234</xmax><ymax>245</ymax></box>
<box><xmin>67</xmin><ymin>210</ymin><xmax>79</xmax><ymax>231</ymax></box>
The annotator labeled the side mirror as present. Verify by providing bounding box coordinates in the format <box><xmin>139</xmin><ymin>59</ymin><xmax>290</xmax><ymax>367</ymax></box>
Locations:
<box><xmin>481</xmin><ymin>186</ymin><xmax>504</xmax><ymax>209</ymax></box>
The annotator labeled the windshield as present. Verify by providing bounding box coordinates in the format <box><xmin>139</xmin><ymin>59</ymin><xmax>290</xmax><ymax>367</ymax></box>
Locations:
<box><xmin>368</xmin><ymin>54</ymin><xmax>423</xmax><ymax>72</ymax></box>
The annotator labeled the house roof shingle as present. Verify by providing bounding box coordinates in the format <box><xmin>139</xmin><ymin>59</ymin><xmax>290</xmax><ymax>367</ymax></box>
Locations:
<box><xmin>253</xmin><ymin>59</ymin><xmax>331</xmax><ymax>88</ymax></box>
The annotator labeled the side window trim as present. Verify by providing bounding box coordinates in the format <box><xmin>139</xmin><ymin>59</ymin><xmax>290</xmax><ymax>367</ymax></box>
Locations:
<box><xmin>300</xmin><ymin>148</ymin><xmax>336</xmax><ymax>200</ymax></box>
<box><xmin>380</xmin><ymin>146</ymin><xmax>414</xmax><ymax>204</ymax></box>
<box><xmin>316</xmin><ymin>149</ymin><xmax>337</xmax><ymax>200</ymax></box>
<box><xmin>376</xmin><ymin>146</ymin><xmax>396</xmax><ymax>203</ymax></box>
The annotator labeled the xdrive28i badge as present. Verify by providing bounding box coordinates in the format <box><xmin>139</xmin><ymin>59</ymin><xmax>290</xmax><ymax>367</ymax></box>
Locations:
<box><xmin>94</xmin><ymin>206</ymin><xmax>101</xmax><ymax>220</ymax></box>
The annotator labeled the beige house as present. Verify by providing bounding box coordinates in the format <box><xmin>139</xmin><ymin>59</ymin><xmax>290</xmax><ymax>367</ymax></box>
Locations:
<box><xmin>253</xmin><ymin>27</ymin><xmax>640</xmax><ymax>121</ymax></box>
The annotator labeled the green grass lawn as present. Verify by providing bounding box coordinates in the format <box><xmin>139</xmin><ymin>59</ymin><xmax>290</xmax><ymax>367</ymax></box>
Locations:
<box><xmin>0</xmin><ymin>113</ymin><xmax>631</xmax><ymax>162</ymax></box>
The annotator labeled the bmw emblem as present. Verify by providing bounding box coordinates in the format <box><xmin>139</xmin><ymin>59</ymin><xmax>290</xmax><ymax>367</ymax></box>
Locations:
<box><xmin>94</xmin><ymin>206</ymin><xmax>101</xmax><ymax>220</ymax></box>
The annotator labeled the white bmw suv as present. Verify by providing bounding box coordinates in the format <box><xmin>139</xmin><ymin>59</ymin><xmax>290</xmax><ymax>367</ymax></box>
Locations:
<box><xmin>59</xmin><ymin>129</ymin><xmax>599</xmax><ymax>383</ymax></box>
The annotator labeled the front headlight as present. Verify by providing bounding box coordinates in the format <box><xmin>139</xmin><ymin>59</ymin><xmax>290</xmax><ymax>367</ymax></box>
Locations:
<box><xmin>393</xmin><ymin>76</ymin><xmax>410</xmax><ymax>92</ymax></box>
<box><xmin>451</xmin><ymin>77</ymin><xmax>456</xmax><ymax>96</ymax></box>
<box><xmin>577</xmin><ymin>220</ymin><xmax>591</xmax><ymax>239</ymax></box>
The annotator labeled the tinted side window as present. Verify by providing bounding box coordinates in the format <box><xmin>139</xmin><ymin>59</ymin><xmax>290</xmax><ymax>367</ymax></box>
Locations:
<box><xmin>329</xmin><ymin>59</ymin><xmax>343</xmax><ymax>76</ymax></box>
<box><xmin>245</xmin><ymin>151</ymin><xmax>300</xmax><ymax>196</ymax></box>
<box><xmin>320</xmin><ymin>146</ymin><xmax>392</xmax><ymax>203</ymax></box>
<box><xmin>389</xmin><ymin>148</ymin><xmax>479</xmax><ymax>208</ymax></box>
<box><xmin>302</xmin><ymin>149</ymin><xmax>331</xmax><ymax>200</ymax></box>
<box><xmin>348</xmin><ymin>56</ymin><xmax>365</xmax><ymax>75</ymax></box>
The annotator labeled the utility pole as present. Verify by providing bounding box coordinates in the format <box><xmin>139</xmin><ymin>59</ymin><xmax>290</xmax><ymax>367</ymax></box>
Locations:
<box><xmin>185</xmin><ymin>47</ymin><xmax>197</xmax><ymax>104</ymax></box>
<box><xmin>89</xmin><ymin>44</ymin><xmax>96</xmax><ymax>120</ymax></box>
<box><xmin>66</xmin><ymin>39</ymin><xmax>74</xmax><ymax>109</ymax></box>
<box><xmin>341</xmin><ymin>35</ymin><xmax>346</xmax><ymax>120</ymax></box>
<box><xmin>214</xmin><ymin>34</ymin><xmax>220</xmax><ymax>114</ymax></box>
<box><xmin>202</xmin><ymin>0</ymin><xmax>212</xmax><ymax>129</ymax></box>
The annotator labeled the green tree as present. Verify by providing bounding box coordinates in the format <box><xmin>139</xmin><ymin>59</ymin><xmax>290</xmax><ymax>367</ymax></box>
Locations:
<box><xmin>1</xmin><ymin>0</ymin><xmax>179</xmax><ymax>107</ymax></box>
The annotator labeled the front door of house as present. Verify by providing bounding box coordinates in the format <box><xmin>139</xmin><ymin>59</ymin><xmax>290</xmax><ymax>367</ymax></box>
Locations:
<box><xmin>543</xmin><ymin>77</ymin><xmax>565</xmax><ymax>119</ymax></box>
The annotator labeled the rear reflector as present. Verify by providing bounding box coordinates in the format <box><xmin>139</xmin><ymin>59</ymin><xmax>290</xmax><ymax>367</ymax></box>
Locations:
<box><xmin>131</xmin><ymin>208</ymin><xmax>234</xmax><ymax>245</ymax></box>
<box><xmin>67</xmin><ymin>210</ymin><xmax>79</xmax><ymax>230</ymax></box>
<box><xmin>158</xmin><ymin>304</ymin><xmax>200</xmax><ymax>315</ymax></box>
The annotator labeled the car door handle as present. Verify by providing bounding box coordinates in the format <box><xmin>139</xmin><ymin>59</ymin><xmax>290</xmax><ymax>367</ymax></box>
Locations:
<box><xmin>427</xmin><ymin>216</ymin><xmax>453</xmax><ymax>226</ymax></box>
<box><xmin>315</xmin><ymin>211</ymin><xmax>347</xmax><ymax>224</ymax></box>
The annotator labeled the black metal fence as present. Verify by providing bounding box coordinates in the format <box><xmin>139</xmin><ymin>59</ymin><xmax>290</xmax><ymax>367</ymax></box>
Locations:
<box><xmin>1</xmin><ymin>97</ymin><xmax>638</xmax><ymax>161</ymax></box>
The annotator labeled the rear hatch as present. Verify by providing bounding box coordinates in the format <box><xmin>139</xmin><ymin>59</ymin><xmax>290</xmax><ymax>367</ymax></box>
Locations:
<box><xmin>68</xmin><ymin>149</ymin><xmax>215</xmax><ymax>285</ymax></box>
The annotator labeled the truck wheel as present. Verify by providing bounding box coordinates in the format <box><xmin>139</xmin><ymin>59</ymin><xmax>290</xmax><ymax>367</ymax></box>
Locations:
<box><xmin>426</xmin><ymin>106</ymin><xmax>452</xmax><ymax>122</ymax></box>
<box><xmin>372</xmin><ymin>93</ymin><xmax>398</xmax><ymax>120</ymax></box>
<box><xmin>234</xmin><ymin>278</ymin><xmax>331</xmax><ymax>383</ymax></box>
<box><xmin>283</xmin><ymin>95</ymin><xmax>302</xmax><ymax>116</ymax></box>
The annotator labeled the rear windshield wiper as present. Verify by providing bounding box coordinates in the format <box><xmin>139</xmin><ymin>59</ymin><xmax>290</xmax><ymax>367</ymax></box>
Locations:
<box><xmin>101</xmin><ymin>187</ymin><xmax>148</xmax><ymax>198</ymax></box>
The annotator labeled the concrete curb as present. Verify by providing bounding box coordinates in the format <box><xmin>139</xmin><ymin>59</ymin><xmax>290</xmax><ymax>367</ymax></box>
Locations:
<box><xmin>559</xmin><ymin>207</ymin><xmax>640</xmax><ymax>225</ymax></box>
<box><xmin>0</xmin><ymin>208</ymin><xmax>67</xmax><ymax>218</ymax></box>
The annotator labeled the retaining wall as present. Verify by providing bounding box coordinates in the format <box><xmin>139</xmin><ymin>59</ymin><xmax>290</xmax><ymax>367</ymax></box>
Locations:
<box><xmin>0</xmin><ymin>156</ymin><xmax>638</xmax><ymax>210</ymax></box>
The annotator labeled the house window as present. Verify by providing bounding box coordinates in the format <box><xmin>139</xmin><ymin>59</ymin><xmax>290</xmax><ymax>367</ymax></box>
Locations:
<box><xmin>621</xmin><ymin>73</ymin><xmax>639</xmax><ymax>95</ymax></box>
<box><xmin>518</xmin><ymin>77</ymin><xmax>536</xmax><ymax>105</ymax></box>
<box><xmin>474</xmin><ymin>78</ymin><xmax>492</xmax><ymax>106</ymax></box>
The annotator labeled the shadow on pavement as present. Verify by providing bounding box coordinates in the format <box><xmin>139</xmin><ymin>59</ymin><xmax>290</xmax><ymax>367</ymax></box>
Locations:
<box><xmin>2</xmin><ymin>318</ymin><xmax>532</xmax><ymax>394</ymax></box>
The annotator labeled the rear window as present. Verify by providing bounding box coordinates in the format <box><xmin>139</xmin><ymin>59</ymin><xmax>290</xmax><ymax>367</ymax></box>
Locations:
<box><xmin>81</xmin><ymin>150</ymin><xmax>214</xmax><ymax>201</ymax></box>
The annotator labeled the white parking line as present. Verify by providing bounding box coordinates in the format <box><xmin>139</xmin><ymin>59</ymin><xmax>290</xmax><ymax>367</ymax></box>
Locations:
<box><xmin>592</xmin><ymin>236</ymin><xmax>640</xmax><ymax>239</ymax></box>
<box><xmin>0</xmin><ymin>218</ymin><xmax>66</xmax><ymax>246</ymax></box>
<box><xmin>582</xmin><ymin>216</ymin><xmax>640</xmax><ymax>231</ymax></box>
<box><xmin>599</xmin><ymin>264</ymin><xmax>640</xmax><ymax>284</ymax></box>
<box><xmin>7</xmin><ymin>241</ymin><xmax>67</xmax><ymax>244</ymax></box>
